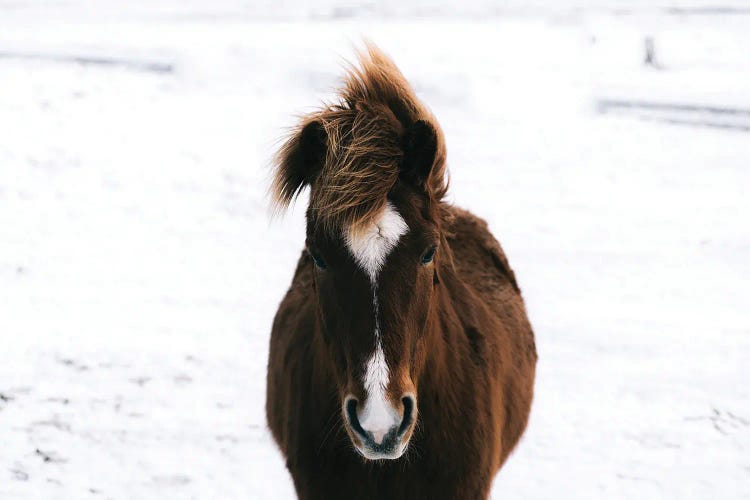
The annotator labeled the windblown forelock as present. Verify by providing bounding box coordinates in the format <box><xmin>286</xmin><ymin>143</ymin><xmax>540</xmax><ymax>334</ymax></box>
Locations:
<box><xmin>311</xmin><ymin>106</ymin><xmax>403</xmax><ymax>233</ymax></box>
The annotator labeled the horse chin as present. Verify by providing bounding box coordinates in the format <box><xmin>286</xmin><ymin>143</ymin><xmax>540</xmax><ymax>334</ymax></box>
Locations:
<box><xmin>354</xmin><ymin>441</ymin><xmax>408</xmax><ymax>461</ymax></box>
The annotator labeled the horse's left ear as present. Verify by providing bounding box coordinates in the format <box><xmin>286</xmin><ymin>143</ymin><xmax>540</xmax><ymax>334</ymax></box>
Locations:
<box><xmin>401</xmin><ymin>120</ymin><xmax>438</xmax><ymax>188</ymax></box>
<box><xmin>272</xmin><ymin>119</ymin><xmax>327</xmax><ymax>211</ymax></box>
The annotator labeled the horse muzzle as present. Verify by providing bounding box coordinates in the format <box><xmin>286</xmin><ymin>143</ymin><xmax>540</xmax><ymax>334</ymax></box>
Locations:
<box><xmin>343</xmin><ymin>394</ymin><xmax>416</xmax><ymax>460</ymax></box>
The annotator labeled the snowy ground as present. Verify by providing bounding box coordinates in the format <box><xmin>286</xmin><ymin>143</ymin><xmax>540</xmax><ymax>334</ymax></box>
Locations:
<box><xmin>1</xmin><ymin>2</ymin><xmax>749</xmax><ymax>499</ymax></box>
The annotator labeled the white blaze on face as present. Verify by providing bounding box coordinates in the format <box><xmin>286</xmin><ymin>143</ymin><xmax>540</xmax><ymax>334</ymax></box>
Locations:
<box><xmin>344</xmin><ymin>202</ymin><xmax>408</xmax><ymax>283</ymax></box>
<box><xmin>360</xmin><ymin>340</ymin><xmax>396</xmax><ymax>444</ymax></box>
<box><xmin>344</xmin><ymin>202</ymin><xmax>408</xmax><ymax>444</ymax></box>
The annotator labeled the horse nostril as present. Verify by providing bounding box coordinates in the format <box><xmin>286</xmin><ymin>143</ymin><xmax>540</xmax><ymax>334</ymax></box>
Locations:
<box><xmin>398</xmin><ymin>395</ymin><xmax>415</xmax><ymax>435</ymax></box>
<box><xmin>345</xmin><ymin>398</ymin><xmax>368</xmax><ymax>438</ymax></box>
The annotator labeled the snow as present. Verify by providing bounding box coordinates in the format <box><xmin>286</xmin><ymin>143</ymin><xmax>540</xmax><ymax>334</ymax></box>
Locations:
<box><xmin>1</xmin><ymin>2</ymin><xmax>749</xmax><ymax>498</ymax></box>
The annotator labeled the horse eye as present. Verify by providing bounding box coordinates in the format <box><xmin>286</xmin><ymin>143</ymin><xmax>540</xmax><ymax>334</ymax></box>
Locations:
<box><xmin>308</xmin><ymin>249</ymin><xmax>327</xmax><ymax>270</ymax></box>
<box><xmin>421</xmin><ymin>245</ymin><xmax>437</xmax><ymax>265</ymax></box>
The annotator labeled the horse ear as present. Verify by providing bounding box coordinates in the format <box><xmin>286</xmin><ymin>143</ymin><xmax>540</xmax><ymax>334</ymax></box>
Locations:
<box><xmin>272</xmin><ymin>119</ymin><xmax>327</xmax><ymax>209</ymax></box>
<box><xmin>401</xmin><ymin>120</ymin><xmax>438</xmax><ymax>188</ymax></box>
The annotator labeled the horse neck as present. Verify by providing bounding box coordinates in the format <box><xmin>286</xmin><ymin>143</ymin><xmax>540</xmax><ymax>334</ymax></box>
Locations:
<box><xmin>419</xmin><ymin>248</ymin><xmax>470</xmax><ymax>396</ymax></box>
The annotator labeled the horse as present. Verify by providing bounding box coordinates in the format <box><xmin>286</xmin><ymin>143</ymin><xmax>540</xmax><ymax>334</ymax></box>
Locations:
<box><xmin>266</xmin><ymin>43</ymin><xmax>537</xmax><ymax>500</ymax></box>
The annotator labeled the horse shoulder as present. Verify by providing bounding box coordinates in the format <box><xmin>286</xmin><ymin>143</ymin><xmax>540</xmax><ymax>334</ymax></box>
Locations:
<box><xmin>446</xmin><ymin>206</ymin><xmax>519</xmax><ymax>293</ymax></box>
<box><xmin>266</xmin><ymin>251</ymin><xmax>317</xmax><ymax>455</ymax></box>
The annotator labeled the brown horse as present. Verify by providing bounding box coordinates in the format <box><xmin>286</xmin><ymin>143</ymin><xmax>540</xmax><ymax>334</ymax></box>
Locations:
<box><xmin>266</xmin><ymin>43</ymin><xmax>537</xmax><ymax>500</ymax></box>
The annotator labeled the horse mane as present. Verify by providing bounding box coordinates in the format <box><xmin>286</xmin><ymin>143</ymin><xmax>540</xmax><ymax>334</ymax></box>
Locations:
<box><xmin>272</xmin><ymin>42</ymin><xmax>448</xmax><ymax>232</ymax></box>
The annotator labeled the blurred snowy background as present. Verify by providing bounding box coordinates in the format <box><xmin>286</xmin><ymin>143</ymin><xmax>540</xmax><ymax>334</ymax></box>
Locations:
<box><xmin>1</xmin><ymin>1</ymin><xmax>749</xmax><ymax>498</ymax></box>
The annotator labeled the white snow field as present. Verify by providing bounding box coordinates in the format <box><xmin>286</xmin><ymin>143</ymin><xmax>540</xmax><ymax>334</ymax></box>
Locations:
<box><xmin>1</xmin><ymin>1</ymin><xmax>749</xmax><ymax>499</ymax></box>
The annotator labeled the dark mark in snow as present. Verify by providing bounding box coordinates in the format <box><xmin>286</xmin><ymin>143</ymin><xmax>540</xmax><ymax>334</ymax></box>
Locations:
<box><xmin>684</xmin><ymin>408</ymin><xmax>748</xmax><ymax>435</ymax></box>
<box><xmin>45</xmin><ymin>397</ymin><xmax>70</xmax><ymax>405</ymax></box>
<box><xmin>597</xmin><ymin>99</ymin><xmax>750</xmax><ymax>132</ymax></box>
<box><xmin>173</xmin><ymin>374</ymin><xmax>193</xmax><ymax>385</ymax></box>
<box><xmin>33</xmin><ymin>417</ymin><xmax>72</xmax><ymax>433</ymax></box>
<box><xmin>11</xmin><ymin>468</ymin><xmax>29</xmax><ymax>481</ymax></box>
<box><xmin>726</xmin><ymin>411</ymin><xmax>750</xmax><ymax>426</ymax></box>
<box><xmin>0</xmin><ymin>52</ymin><xmax>174</xmax><ymax>74</ymax></box>
<box><xmin>598</xmin><ymin>100</ymin><xmax>750</xmax><ymax>116</ymax></box>
<box><xmin>57</xmin><ymin>357</ymin><xmax>89</xmax><ymax>371</ymax></box>
<box><xmin>639</xmin><ymin>116</ymin><xmax>750</xmax><ymax>132</ymax></box>
<box><xmin>130</xmin><ymin>376</ymin><xmax>152</xmax><ymax>387</ymax></box>
<box><xmin>0</xmin><ymin>393</ymin><xmax>14</xmax><ymax>402</ymax></box>
<box><xmin>35</xmin><ymin>448</ymin><xmax>65</xmax><ymax>463</ymax></box>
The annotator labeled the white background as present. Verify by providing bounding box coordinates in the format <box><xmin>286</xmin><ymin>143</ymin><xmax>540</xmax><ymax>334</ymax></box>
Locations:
<box><xmin>1</xmin><ymin>1</ymin><xmax>749</xmax><ymax>498</ymax></box>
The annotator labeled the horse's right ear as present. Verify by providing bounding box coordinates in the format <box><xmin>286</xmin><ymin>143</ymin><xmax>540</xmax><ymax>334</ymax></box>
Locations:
<box><xmin>272</xmin><ymin>119</ymin><xmax>327</xmax><ymax>210</ymax></box>
<box><xmin>400</xmin><ymin>120</ymin><xmax>438</xmax><ymax>189</ymax></box>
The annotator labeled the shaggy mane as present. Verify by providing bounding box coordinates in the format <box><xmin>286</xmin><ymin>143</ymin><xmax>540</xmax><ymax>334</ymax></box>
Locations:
<box><xmin>272</xmin><ymin>42</ymin><xmax>448</xmax><ymax>231</ymax></box>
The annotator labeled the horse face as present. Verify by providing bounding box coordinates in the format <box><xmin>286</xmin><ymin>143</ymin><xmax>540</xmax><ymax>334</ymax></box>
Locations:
<box><xmin>306</xmin><ymin>185</ymin><xmax>439</xmax><ymax>460</ymax></box>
